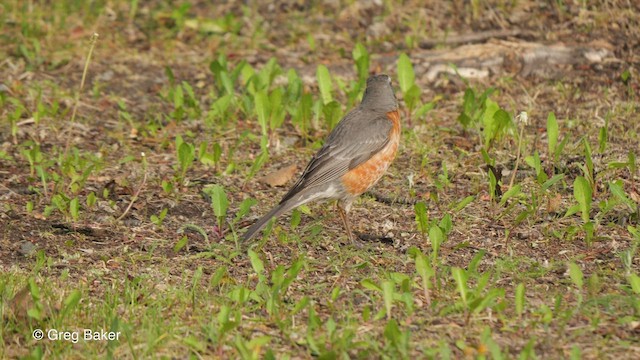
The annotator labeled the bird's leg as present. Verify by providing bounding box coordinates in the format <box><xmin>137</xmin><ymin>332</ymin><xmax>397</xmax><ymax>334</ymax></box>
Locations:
<box><xmin>336</xmin><ymin>201</ymin><xmax>355</xmax><ymax>244</ymax></box>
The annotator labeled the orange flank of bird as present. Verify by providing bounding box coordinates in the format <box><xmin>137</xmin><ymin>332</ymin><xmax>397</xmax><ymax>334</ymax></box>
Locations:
<box><xmin>341</xmin><ymin>110</ymin><xmax>401</xmax><ymax>195</ymax></box>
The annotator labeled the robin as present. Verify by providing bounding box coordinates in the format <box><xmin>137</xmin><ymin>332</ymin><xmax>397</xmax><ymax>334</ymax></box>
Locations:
<box><xmin>242</xmin><ymin>74</ymin><xmax>400</xmax><ymax>243</ymax></box>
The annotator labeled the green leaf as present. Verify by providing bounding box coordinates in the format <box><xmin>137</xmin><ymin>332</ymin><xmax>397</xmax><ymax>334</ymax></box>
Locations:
<box><xmin>515</xmin><ymin>283</ymin><xmax>525</xmax><ymax>316</ymax></box>
<box><xmin>583</xmin><ymin>139</ymin><xmax>594</xmax><ymax>180</ymax></box>
<box><xmin>382</xmin><ymin>281</ymin><xmax>394</xmax><ymax>319</ymax></box>
<box><xmin>598</xmin><ymin>125</ymin><xmax>608</xmax><ymax>153</ymax></box>
<box><xmin>397</xmin><ymin>53</ymin><xmax>415</xmax><ymax>93</ymax></box>
<box><xmin>248</xmin><ymin>249</ymin><xmax>264</xmax><ymax>275</ymax></box>
<box><xmin>316</xmin><ymin>65</ymin><xmax>333</xmax><ymax>105</ymax></box>
<box><xmin>568</xmin><ymin>262</ymin><xmax>583</xmax><ymax>289</ymax></box>
<box><xmin>628</xmin><ymin>274</ymin><xmax>640</xmax><ymax>294</ymax></box>
<box><xmin>178</xmin><ymin>141</ymin><xmax>195</xmax><ymax>173</ymax></box>
<box><xmin>414</xmin><ymin>201</ymin><xmax>429</xmax><ymax>234</ymax></box>
<box><xmin>470</xmin><ymin>288</ymin><xmax>503</xmax><ymax>314</ymax></box>
<box><xmin>451</xmin><ymin>267</ymin><xmax>468</xmax><ymax>306</ymax></box>
<box><xmin>416</xmin><ymin>101</ymin><xmax>436</xmax><ymax>118</ymax></box>
<box><xmin>236</xmin><ymin>198</ymin><xmax>257</xmax><ymax>222</ymax></box>
<box><xmin>542</xmin><ymin>174</ymin><xmax>565</xmax><ymax>191</ymax></box>
<box><xmin>352</xmin><ymin>43</ymin><xmax>370</xmax><ymax>82</ymax></box>
<box><xmin>564</xmin><ymin>203</ymin><xmax>580</xmax><ymax>218</ymax></box>
<box><xmin>60</xmin><ymin>289</ymin><xmax>81</xmax><ymax>321</ymax></box>
<box><xmin>453</xmin><ymin>195</ymin><xmax>475</xmax><ymax>212</ymax></box>
<box><xmin>547</xmin><ymin>112</ymin><xmax>558</xmax><ymax>158</ymax></box>
<box><xmin>414</xmin><ymin>251</ymin><xmax>433</xmax><ymax>305</ymax></box>
<box><xmin>499</xmin><ymin>184</ymin><xmax>521</xmax><ymax>206</ymax></box>
<box><xmin>361</xmin><ymin>279</ymin><xmax>382</xmax><ymax>292</ymax></box>
<box><xmin>210</xmin><ymin>266</ymin><xmax>227</xmax><ymax>288</ymax></box>
<box><xmin>69</xmin><ymin>197</ymin><xmax>80</xmax><ymax>221</ymax></box>
<box><xmin>173</xmin><ymin>235</ymin><xmax>188</xmax><ymax>252</ymax></box>
<box><xmin>254</xmin><ymin>90</ymin><xmax>269</xmax><ymax>136</ymax></box>
<box><xmin>609</xmin><ymin>180</ymin><xmax>636</xmax><ymax>210</ymax></box>
<box><xmin>573</xmin><ymin>176</ymin><xmax>592</xmax><ymax>222</ymax></box>
<box><xmin>183</xmin><ymin>335</ymin><xmax>206</xmax><ymax>352</ymax></box>
<box><xmin>207</xmin><ymin>185</ymin><xmax>228</xmax><ymax>219</ymax></box>
<box><xmin>439</xmin><ymin>214</ymin><xmax>453</xmax><ymax>234</ymax></box>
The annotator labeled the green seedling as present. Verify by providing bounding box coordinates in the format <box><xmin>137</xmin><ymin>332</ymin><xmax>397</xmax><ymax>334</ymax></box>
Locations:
<box><xmin>58</xmin><ymin>147</ymin><xmax>100</xmax><ymax>195</ymax></box>
<box><xmin>175</xmin><ymin>135</ymin><xmax>195</xmax><ymax>184</ymax></box>
<box><xmin>481</xmin><ymin>99</ymin><xmax>512</xmax><ymax>150</ymax></box>
<box><xmin>44</xmin><ymin>193</ymin><xmax>69</xmax><ymax>218</ymax></box>
<box><xmin>598</xmin><ymin>114</ymin><xmax>609</xmax><ymax>153</ymax></box>
<box><xmin>621</xmin><ymin>68</ymin><xmax>634</xmax><ymax>98</ymax></box>
<box><xmin>383</xmin><ymin>319</ymin><xmax>411</xmax><ymax>358</ymax></box>
<box><xmin>150</xmin><ymin>208</ymin><xmax>168</xmax><ymax>227</ymax></box>
<box><xmin>203</xmin><ymin>184</ymin><xmax>228</xmax><ymax>235</ymax></box>
<box><xmin>18</xmin><ymin>38</ymin><xmax>44</xmax><ymax>70</ymax></box>
<box><xmin>567</xmin><ymin>262</ymin><xmax>584</xmax><ymax>305</ymax></box>
<box><xmin>488</xmin><ymin>165</ymin><xmax>499</xmax><ymax>202</ymax></box>
<box><xmin>620</xmin><ymin>226</ymin><xmax>640</xmax><ymax>276</ymax></box>
<box><xmin>456</xmin><ymin>85</ymin><xmax>494</xmax><ymax>131</ymax></box>
<box><xmin>57</xmin><ymin>289</ymin><xmax>81</xmax><ymax>326</ymax></box>
<box><xmin>315</xmin><ymin>65</ymin><xmax>343</xmax><ymax>130</ymax></box>
<box><xmin>161</xmin><ymin>180</ymin><xmax>174</xmax><ymax>195</ymax></box>
<box><xmin>481</xmin><ymin>327</ymin><xmax>504</xmax><ymax>360</ymax></box>
<box><xmin>566</xmin><ymin>175</ymin><xmax>595</xmax><ymax>244</ymax></box>
<box><xmin>525</xmin><ymin>151</ymin><xmax>548</xmax><ymax>184</ymax></box>
<box><xmin>499</xmin><ymin>184</ymin><xmax>521</xmax><ymax>207</ymax></box>
<box><xmin>456</xmin><ymin>81</ymin><xmax>513</xmax><ymax>151</ymax></box>
<box><xmin>353</xmin><ymin>43</ymin><xmax>370</xmax><ymax>86</ymax></box>
<box><xmin>453</xmin><ymin>196</ymin><xmax>475</xmax><ymax>212</ymax></box>
<box><xmin>27</xmin><ymin>278</ymin><xmax>45</xmax><ymax>320</ymax></box>
<box><xmin>198</xmin><ymin>142</ymin><xmax>223</xmax><ymax>171</ymax></box>
<box><xmin>397</xmin><ymin>53</ymin><xmax>421</xmax><ymax>118</ymax></box>
<box><xmin>434</xmin><ymin>161</ymin><xmax>450</xmax><ymax>192</ymax></box>
<box><xmin>408</xmin><ymin>247</ymin><xmax>435</xmax><ymax>306</ymax></box>
<box><xmin>209</xmin><ymin>56</ymin><xmax>235</xmax><ymax>95</ymax></box>
<box><xmin>608</xmin><ymin>150</ymin><xmax>637</xmax><ymax>189</ymax></box>
<box><xmin>414</xmin><ymin>201</ymin><xmax>429</xmax><ymax>235</ymax></box>
<box><xmin>206</xmin><ymin>93</ymin><xmax>234</xmax><ymax>127</ymax></box>
<box><xmin>515</xmin><ymin>283</ymin><xmax>525</xmax><ymax>318</ymax></box>
<box><xmin>164</xmin><ymin>78</ymin><xmax>201</xmax><ymax>121</ymax></box>
<box><xmin>254</xmin><ymin>89</ymin><xmax>269</xmax><ymax>138</ymax></box>
<box><xmin>173</xmin><ymin>235</ymin><xmax>188</xmax><ymax>252</ymax></box>
<box><xmin>629</xmin><ymin>273</ymin><xmax>640</xmax><ymax>295</ymax></box>
<box><xmin>247</xmin><ymin>149</ymin><xmax>269</xmax><ymax>179</ymax></box>
<box><xmin>568</xmin><ymin>176</ymin><xmax>592</xmax><ymax>223</ymax></box>
<box><xmin>547</xmin><ymin>112</ymin><xmax>559</xmax><ymax>164</ymax></box>
<box><xmin>579</xmin><ymin>139</ymin><xmax>596</xmax><ymax>194</ymax></box>
<box><xmin>607</xmin><ymin>180</ymin><xmax>637</xmax><ymax>212</ymax></box>
<box><xmin>361</xmin><ymin>272</ymin><xmax>414</xmax><ymax>321</ymax></box>
<box><xmin>69</xmin><ymin>197</ymin><xmax>80</xmax><ymax>222</ymax></box>
<box><xmin>316</xmin><ymin>64</ymin><xmax>333</xmax><ymax>105</ymax></box>
<box><xmin>450</xmin><ymin>254</ymin><xmax>505</xmax><ymax>323</ymax></box>
<box><xmin>428</xmin><ymin>224</ymin><xmax>445</xmax><ymax>265</ymax></box>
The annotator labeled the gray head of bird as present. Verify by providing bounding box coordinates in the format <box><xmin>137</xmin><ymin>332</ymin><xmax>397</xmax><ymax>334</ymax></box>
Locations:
<box><xmin>360</xmin><ymin>74</ymin><xmax>398</xmax><ymax>113</ymax></box>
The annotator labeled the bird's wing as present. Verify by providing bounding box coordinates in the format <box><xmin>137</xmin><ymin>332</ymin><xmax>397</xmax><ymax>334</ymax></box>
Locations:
<box><xmin>280</xmin><ymin>108</ymin><xmax>392</xmax><ymax>203</ymax></box>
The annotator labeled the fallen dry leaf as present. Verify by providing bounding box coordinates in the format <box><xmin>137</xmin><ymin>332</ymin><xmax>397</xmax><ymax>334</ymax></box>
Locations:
<box><xmin>259</xmin><ymin>164</ymin><xmax>297</xmax><ymax>187</ymax></box>
<box><xmin>547</xmin><ymin>193</ymin><xmax>563</xmax><ymax>213</ymax></box>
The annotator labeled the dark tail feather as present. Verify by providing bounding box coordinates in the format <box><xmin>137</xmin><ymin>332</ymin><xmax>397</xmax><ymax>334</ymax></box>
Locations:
<box><xmin>241</xmin><ymin>199</ymin><xmax>300</xmax><ymax>242</ymax></box>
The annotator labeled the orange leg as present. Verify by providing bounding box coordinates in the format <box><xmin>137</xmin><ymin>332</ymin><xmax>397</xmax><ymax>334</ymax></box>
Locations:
<box><xmin>336</xmin><ymin>201</ymin><xmax>355</xmax><ymax>243</ymax></box>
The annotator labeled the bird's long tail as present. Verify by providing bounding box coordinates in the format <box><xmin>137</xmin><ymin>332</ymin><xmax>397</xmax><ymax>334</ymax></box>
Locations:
<box><xmin>241</xmin><ymin>198</ymin><xmax>302</xmax><ymax>242</ymax></box>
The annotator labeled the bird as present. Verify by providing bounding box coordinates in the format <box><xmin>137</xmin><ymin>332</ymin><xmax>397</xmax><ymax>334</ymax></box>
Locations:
<box><xmin>242</xmin><ymin>74</ymin><xmax>401</xmax><ymax>243</ymax></box>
